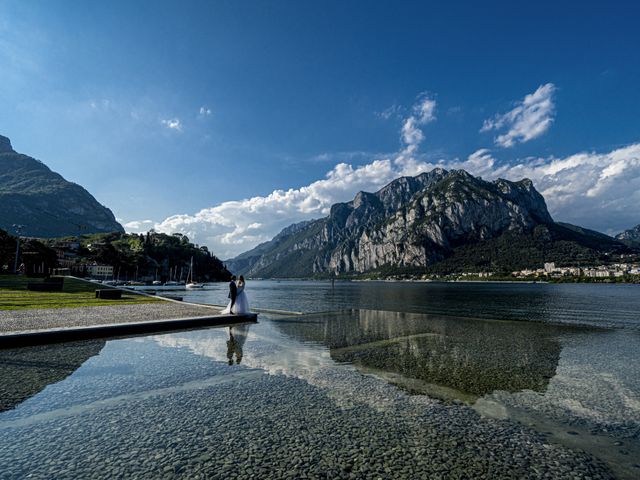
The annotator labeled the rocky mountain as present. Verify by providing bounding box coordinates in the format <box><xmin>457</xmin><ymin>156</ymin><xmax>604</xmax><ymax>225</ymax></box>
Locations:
<box><xmin>225</xmin><ymin>220</ymin><xmax>314</xmax><ymax>274</ymax></box>
<box><xmin>0</xmin><ymin>135</ymin><xmax>123</xmax><ymax>237</ymax></box>
<box><xmin>616</xmin><ymin>224</ymin><xmax>640</xmax><ymax>246</ymax></box>
<box><xmin>226</xmin><ymin>169</ymin><xmax>630</xmax><ymax>277</ymax></box>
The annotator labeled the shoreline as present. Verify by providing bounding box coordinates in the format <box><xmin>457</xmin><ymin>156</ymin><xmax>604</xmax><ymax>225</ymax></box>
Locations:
<box><xmin>245</xmin><ymin>277</ymin><xmax>640</xmax><ymax>285</ymax></box>
<box><xmin>0</xmin><ymin>301</ymin><xmax>235</xmax><ymax>335</ymax></box>
<box><xmin>357</xmin><ymin>278</ymin><xmax>638</xmax><ymax>284</ymax></box>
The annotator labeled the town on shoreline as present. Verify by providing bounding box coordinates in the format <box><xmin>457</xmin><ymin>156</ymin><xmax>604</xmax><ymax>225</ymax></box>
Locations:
<box><xmin>4</xmin><ymin>229</ymin><xmax>640</xmax><ymax>286</ymax></box>
<box><xmin>356</xmin><ymin>261</ymin><xmax>640</xmax><ymax>284</ymax></box>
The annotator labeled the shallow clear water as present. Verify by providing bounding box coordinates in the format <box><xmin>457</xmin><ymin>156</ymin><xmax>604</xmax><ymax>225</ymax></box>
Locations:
<box><xmin>1</xmin><ymin>282</ymin><xmax>639</xmax><ymax>479</ymax></box>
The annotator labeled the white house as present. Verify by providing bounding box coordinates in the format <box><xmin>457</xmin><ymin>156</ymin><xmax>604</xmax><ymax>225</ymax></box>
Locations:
<box><xmin>86</xmin><ymin>264</ymin><xmax>114</xmax><ymax>278</ymax></box>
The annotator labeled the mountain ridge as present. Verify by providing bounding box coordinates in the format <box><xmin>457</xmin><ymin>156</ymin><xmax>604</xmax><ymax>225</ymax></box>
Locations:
<box><xmin>0</xmin><ymin>134</ymin><xmax>124</xmax><ymax>237</ymax></box>
<box><xmin>225</xmin><ymin>169</ymin><xmax>630</xmax><ymax>277</ymax></box>
<box><xmin>616</xmin><ymin>224</ymin><xmax>640</xmax><ymax>246</ymax></box>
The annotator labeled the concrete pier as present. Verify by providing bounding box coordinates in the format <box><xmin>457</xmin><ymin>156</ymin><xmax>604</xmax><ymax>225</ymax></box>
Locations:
<box><xmin>0</xmin><ymin>312</ymin><xmax>257</xmax><ymax>348</ymax></box>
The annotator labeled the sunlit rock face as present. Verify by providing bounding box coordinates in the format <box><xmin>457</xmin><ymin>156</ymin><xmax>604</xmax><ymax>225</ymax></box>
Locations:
<box><xmin>228</xmin><ymin>168</ymin><xmax>554</xmax><ymax>276</ymax></box>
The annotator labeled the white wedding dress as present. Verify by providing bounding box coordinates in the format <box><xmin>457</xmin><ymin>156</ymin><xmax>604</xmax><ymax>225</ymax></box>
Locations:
<box><xmin>222</xmin><ymin>283</ymin><xmax>251</xmax><ymax>314</ymax></box>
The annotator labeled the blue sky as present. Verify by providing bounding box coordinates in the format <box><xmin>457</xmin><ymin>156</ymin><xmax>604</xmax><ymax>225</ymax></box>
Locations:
<box><xmin>1</xmin><ymin>0</ymin><xmax>639</xmax><ymax>258</ymax></box>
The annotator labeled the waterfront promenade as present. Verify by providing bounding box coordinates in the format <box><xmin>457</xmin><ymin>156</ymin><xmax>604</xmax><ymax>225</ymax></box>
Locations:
<box><xmin>0</xmin><ymin>276</ymin><xmax>256</xmax><ymax>346</ymax></box>
<box><xmin>0</xmin><ymin>301</ymin><xmax>235</xmax><ymax>334</ymax></box>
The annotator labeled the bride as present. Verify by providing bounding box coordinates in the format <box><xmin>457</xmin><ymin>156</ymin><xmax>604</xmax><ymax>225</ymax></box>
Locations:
<box><xmin>222</xmin><ymin>275</ymin><xmax>251</xmax><ymax>314</ymax></box>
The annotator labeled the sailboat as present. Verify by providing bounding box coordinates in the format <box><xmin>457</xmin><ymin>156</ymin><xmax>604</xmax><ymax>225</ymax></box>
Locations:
<box><xmin>165</xmin><ymin>266</ymin><xmax>180</xmax><ymax>286</ymax></box>
<box><xmin>185</xmin><ymin>257</ymin><xmax>204</xmax><ymax>289</ymax></box>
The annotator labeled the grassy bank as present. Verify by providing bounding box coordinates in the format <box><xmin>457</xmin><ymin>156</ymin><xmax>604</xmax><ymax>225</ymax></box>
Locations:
<box><xmin>0</xmin><ymin>275</ymin><xmax>159</xmax><ymax>310</ymax></box>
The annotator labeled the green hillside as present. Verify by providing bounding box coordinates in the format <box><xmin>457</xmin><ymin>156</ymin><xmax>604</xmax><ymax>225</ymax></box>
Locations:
<box><xmin>0</xmin><ymin>135</ymin><xmax>123</xmax><ymax>237</ymax></box>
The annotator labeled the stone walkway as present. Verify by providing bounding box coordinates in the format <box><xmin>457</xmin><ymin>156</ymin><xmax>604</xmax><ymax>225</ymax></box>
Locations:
<box><xmin>0</xmin><ymin>301</ymin><xmax>225</xmax><ymax>335</ymax></box>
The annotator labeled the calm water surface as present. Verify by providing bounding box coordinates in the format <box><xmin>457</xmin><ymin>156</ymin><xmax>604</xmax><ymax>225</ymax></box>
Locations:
<box><xmin>0</xmin><ymin>282</ymin><xmax>638</xmax><ymax>479</ymax></box>
<box><xmin>183</xmin><ymin>280</ymin><xmax>640</xmax><ymax>329</ymax></box>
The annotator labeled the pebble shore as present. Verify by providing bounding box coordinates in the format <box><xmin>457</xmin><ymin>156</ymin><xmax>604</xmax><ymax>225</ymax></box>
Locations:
<box><xmin>0</xmin><ymin>368</ymin><xmax>615</xmax><ymax>480</ymax></box>
<box><xmin>0</xmin><ymin>323</ymin><xmax>619</xmax><ymax>479</ymax></box>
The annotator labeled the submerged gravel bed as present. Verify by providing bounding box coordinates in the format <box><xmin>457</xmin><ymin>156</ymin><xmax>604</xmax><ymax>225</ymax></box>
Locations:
<box><xmin>0</xmin><ymin>360</ymin><xmax>614</xmax><ymax>480</ymax></box>
<box><xmin>0</xmin><ymin>310</ymin><xmax>634</xmax><ymax>479</ymax></box>
<box><xmin>0</xmin><ymin>301</ymin><xmax>223</xmax><ymax>334</ymax></box>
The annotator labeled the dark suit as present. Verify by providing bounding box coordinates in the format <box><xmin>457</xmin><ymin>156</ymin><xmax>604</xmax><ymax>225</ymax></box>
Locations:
<box><xmin>228</xmin><ymin>281</ymin><xmax>237</xmax><ymax>313</ymax></box>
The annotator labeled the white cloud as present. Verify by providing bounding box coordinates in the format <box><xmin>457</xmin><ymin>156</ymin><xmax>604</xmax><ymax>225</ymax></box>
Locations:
<box><xmin>307</xmin><ymin>151</ymin><xmax>373</xmax><ymax>164</ymax></box>
<box><xmin>161</xmin><ymin>118</ymin><xmax>182</xmax><ymax>131</ymax></box>
<box><xmin>397</xmin><ymin>94</ymin><xmax>437</xmax><ymax>161</ymax></box>
<box><xmin>401</xmin><ymin>117</ymin><xmax>424</xmax><ymax>148</ymax></box>
<box><xmin>481</xmin><ymin>83</ymin><xmax>556</xmax><ymax>147</ymax></box>
<box><xmin>444</xmin><ymin>144</ymin><xmax>640</xmax><ymax>235</ymax></box>
<box><xmin>376</xmin><ymin>104</ymin><xmax>402</xmax><ymax>120</ymax></box>
<box><xmin>461</xmin><ymin>149</ymin><xmax>496</xmax><ymax>177</ymax></box>
<box><xmin>505</xmin><ymin>144</ymin><xmax>640</xmax><ymax>232</ymax></box>
<box><xmin>199</xmin><ymin>106</ymin><xmax>212</xmax><ymax>116</ymax></box>
<box><xmin>152</xmin><ymin>158</ymin><xmax>398</xmax><ymax>258</ymax></box>
<box><xmin>413</xmin><ymin>95</ymin><xmax>437</xmax><ymax>124</ymax></box>
<box><xmin>123</xmin><ymin>219</ymin><xmax>154</xmax><ymax>230</ymax></box>
<box><xmin>128</xmin><ymin>90</ymin><xmax>639</xmax><ymax>259</ymax></box>
<box><xmin>144</xmin><ymin>95</ymin><xmax>442</xmax><ymax>259</ymax></box>
<box><xmin>143</xmin><ymin>141</ymin><xmax>640</xmax><ymax>259</ymax></box>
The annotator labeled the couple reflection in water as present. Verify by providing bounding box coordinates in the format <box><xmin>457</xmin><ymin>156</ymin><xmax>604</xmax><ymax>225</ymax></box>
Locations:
<box><xmin>226</xmin><ymin>323</ymin><xmax>250</xmax><ymax>365</ymax></box>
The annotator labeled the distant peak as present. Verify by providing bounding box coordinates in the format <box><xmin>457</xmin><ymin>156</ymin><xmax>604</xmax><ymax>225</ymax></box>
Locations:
<box><xmin>449</xmin><ymin>169</ymin><xmax>473</xmax><ymax>177</ymax></box>
<box><xmin>0</xmin><ymin>135</ymin><xmax>14</xmax><ymax>153</ymax></box>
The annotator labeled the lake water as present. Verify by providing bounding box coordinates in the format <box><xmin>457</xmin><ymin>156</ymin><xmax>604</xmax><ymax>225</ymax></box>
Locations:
<box><xmin>182</xmin><ymin>280</ymin><xmax>640</xmax><ymax>329</ymax></box>
<box><xmin>0</xmin><ymin>281</ymin><xmax>639</xmax><ymax>479</ymax></box>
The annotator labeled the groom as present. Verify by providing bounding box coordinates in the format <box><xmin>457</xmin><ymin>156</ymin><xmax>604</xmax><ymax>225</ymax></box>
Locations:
<box><xmin>228</xmin><ymin>275</ymin><xmax>237</xmax><ymax>314</ymax></box>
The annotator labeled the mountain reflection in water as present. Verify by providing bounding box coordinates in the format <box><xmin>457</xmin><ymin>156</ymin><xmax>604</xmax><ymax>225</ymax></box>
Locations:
<box><xmin>0</xmin><ymin>341</ymin><xmax>106</xmax><ymax>412</ymax></box>
<box><xmin>273</xmin><ymin>310</ymin><xmax>574</xmax><ymax>401</ymax></box>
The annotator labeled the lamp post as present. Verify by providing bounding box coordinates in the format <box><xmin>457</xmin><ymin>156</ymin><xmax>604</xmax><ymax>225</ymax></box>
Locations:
<box><xmin>12</xmin><ymin>224</ymin><xmax>24</xmax><ymax>274</ymax></box>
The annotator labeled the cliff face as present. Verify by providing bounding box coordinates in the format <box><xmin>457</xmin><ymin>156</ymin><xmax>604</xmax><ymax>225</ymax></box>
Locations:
<box><xmin>0</xmin><ymin>135</ymin><xmax>124</xmax><ymax>237</ymax></box>
<box><xmin>227</xmin><ymin>169</ymin><xmax>556</xmax><ymax>277</ymax></box>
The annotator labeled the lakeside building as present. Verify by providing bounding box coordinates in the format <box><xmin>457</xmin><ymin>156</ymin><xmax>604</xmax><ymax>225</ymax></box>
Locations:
<box><xmin>459</xmin><ymin>272</ymin><xmax>494</xmax><ymax>278</ymax></box>
<box><xmin>583</xmin><ymin>268</ymin><xmax>623</xmax><ymax>278</ymax></box>
<box><xmin>86</xmin><ymin>264</ymin><xmax>114</xmax><ymax>279</ymax></box>
<box><xmin>52</xmin><ymin>240</ymin><xmax>81</xmax><ymax>251</ymax></box>
<box><xmin>54</xmin><ymin>248</ymin><xmax>78</xmax><ymax>266</ymax></box>
<box><xmin>512</xmin><ymin>262</ymin><xmax>640</xmax><ymax>279</ymax></box>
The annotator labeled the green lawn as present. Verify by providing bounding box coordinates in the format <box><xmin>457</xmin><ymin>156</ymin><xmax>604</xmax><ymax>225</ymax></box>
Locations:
<box><xmin>0</xmin><ymin>275</ymin><xmax>159</xmax><ymax>310</ymax></box>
